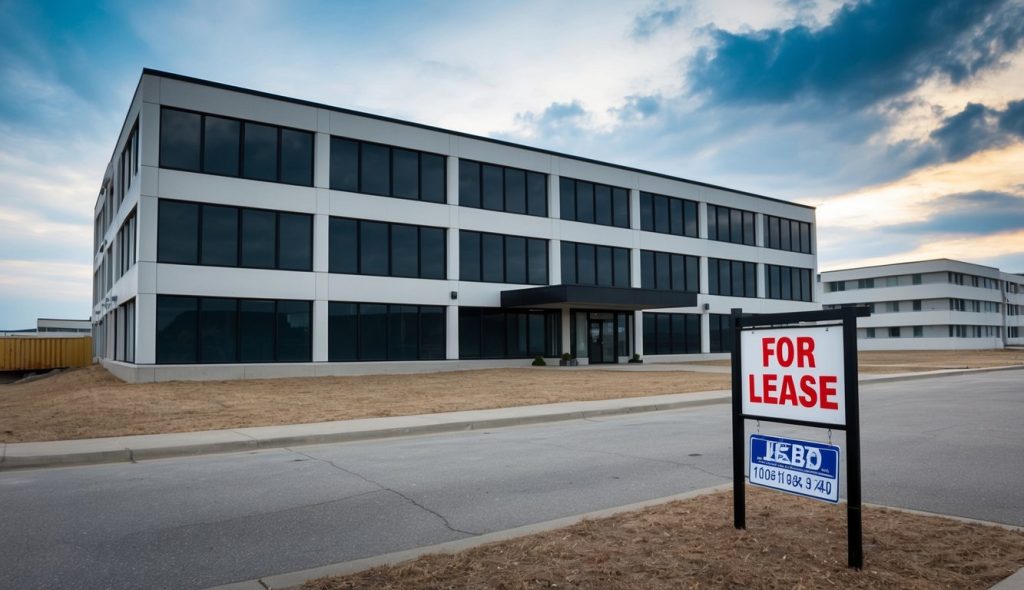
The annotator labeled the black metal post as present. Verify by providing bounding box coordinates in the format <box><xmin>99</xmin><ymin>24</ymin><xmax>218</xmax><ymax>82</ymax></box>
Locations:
<box><xmin>730</xmin><ymin>308</ymin><xmax>745</xmax><ymax>530</ymax></box>
<box><xmin>843</xmin><ymin>307</ymin><xmax>863</xmax><ymax>569</ymax></box>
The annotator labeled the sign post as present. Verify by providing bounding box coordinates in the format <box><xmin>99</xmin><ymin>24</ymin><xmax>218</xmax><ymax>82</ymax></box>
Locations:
<box><xmin>730</xmin><ymin>306</ymin><xmax>868</xmax><ymax>569</ymax></box>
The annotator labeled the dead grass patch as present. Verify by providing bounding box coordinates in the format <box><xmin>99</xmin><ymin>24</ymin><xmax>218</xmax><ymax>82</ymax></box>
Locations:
<box><xmin>302</xmin><ymin>488</ymin><xmax>1024</xmax><ymax>590</ymax></box>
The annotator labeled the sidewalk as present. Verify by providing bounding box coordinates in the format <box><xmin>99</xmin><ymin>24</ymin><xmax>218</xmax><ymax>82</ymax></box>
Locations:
<box><xmin>2</xmin><ymin>364</ymin><xmax>1020</xmax><ymax>471</ymax></box>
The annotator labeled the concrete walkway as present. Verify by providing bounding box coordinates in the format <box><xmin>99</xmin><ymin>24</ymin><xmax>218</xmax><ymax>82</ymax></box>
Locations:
<box><xmin>2</xmin><ymin>364</ymin><xmax>1020</xmax><ymax>471</ymax></box>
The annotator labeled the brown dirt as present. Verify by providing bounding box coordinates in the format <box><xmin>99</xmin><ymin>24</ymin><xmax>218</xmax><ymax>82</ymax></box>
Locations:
<box><xmin>302</xmin><ymin>488</ymin><xmax>1024</xmax><ymax>590</ymax></box>
<box><xmin>683</xmin><ymin>349</ymin><xmax>1024</xmax><ymax>374</ymax></box>
<box><xmin>0</xmin><ymin>365</ymin><xmax>729</xmax><ymax>443</ymax></box>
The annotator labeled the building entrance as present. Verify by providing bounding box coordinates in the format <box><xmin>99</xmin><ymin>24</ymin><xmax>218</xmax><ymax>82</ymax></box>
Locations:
<box><xmin>587</xmin><ymin>319</ymin><xmax>616</xmax><ymax>364</ymax></box>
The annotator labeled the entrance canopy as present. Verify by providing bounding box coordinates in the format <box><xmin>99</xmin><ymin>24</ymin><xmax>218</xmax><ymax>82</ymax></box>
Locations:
<box><xmin>500</xmin><ymin>285</ymin><xmax>697</xmax><ymax>311</ymax></box>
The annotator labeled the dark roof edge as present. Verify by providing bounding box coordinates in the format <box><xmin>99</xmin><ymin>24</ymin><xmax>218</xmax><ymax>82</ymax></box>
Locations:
<box><xmin>819</xmin><ymin>257</ymin><xmax>1002</xmax><ymax>274</ymax></box>
<box><xmin>140</xmin><ymin>68</ymin><xmax>813</xmax><ymax>211</ymax></box>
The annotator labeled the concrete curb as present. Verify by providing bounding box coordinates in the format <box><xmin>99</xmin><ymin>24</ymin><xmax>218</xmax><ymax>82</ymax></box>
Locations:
<box><xmin>203</xmin><ymin>484</ymin><xmax>734</xmax><ymax>590</ymax></box>
<box><xmin>2</xmin><ymin>365</ymin><xmax>1021</xmax><ymax>471</ymax></box>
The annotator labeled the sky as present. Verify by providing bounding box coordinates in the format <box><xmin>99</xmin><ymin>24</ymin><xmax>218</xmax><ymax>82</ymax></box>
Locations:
<box><xmin>1</xmin><ymin>0</ymin><xmax>1023</xmax><ymax>329</ymax></box>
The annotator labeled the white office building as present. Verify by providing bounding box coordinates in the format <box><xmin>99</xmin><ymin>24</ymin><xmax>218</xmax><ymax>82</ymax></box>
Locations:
<box><xmin>820</xmin><ymin>259</ymin><xmax>1024</xmax><ymax>350</ymax></box>
<box><xmin>92</xmin><ymin>70</ymin><xmax>819</xmax><ymax>382</ymax></box>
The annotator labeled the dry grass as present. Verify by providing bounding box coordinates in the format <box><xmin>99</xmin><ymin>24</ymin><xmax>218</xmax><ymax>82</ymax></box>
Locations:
<box><xmin>683</xmin><ymin>349</ymin><xmax>1024</xmax><ymax>374</ymax></box>
<box><xmin>302</xmin><ymin>488</ymin><xmax>1024</xmax><ymax>590</ymax></box>
<box><xmin>0</xmin><ymin>365</ymin><xmax>729</xmax><ymax>443</ymax></box>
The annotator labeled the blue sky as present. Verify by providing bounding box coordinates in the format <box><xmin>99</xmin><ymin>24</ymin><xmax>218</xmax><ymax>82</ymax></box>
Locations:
<box><xmin>1</xmin><ymin>0</ymin><xmax>1023</xmax><ymax>329</ymax></box>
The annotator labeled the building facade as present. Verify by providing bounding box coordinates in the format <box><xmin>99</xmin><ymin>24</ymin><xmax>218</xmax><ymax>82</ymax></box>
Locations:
<box><xmin>92</xmin><ymin>70</ymin><xmax>819</xmax><ymax>382</ymax></box>
<box><xmin>819</xmin><ymin>259</ymin><xmax>1024</xmax><ymax>350</ymax></box>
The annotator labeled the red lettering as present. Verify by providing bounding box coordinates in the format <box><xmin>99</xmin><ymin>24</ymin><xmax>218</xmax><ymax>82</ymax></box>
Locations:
<box><xmin>796</xmin><ymin>337</ymin><xmax>816</xmax><ymax>368</ymax></box>
<box><xmin>763</xmin><ymin>374</ymin><xmax>778</xmax><ymax>404</ymax></box>
<box><xmin>798</xmin><ymin>375</ymin><xmax>817</xmax><ymax>408</ymax></box>
<box><xmin>820</xmin><ymin>375</ymin><xmax>839</xmax><ymax>410</ymax></box>
<box><xmin>777</xmin><ymin>337</ymin><xmax>794</xmax><ymax>367</ymax></box>
<box><xmin>779</xmin><ymin>375</ymin><xmax>798</xmax><ymax>405</ymax></box>
<box><xmin>761</xmin><ymin>337</ymin><xmax>776</xmax><ymax>367</ymax></box>
<box><xmin>748</xmin><ymin>374</ymin><xmax>761</xmax><ymax>403</ymax></box>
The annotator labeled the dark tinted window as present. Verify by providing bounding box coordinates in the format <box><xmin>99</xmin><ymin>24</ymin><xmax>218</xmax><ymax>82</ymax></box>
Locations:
<box><xmin>562</xmin><ymin>178</ymin><xmax>628</xmax><ymax>228</ymax></box>
<box><xmin>459</xmin><ymin>307</ymin><xmax>559</xmax><ymax>359</ymax></box>
<box><xmin>482</xmin><ymin>233</ymin><xmax>504</xmax><ymax>282</ymax></box>
<box><xmin>199</xmin><ymin>298</ymin><xmax>237</xmax><ymax>363</ymax></box>
<box><xmin>527</xmin><ymin>172</ymin><xmax>547</xmax><ymax>216</ymax></box>
<box><xmin>277</xmin><ymin>300</ymin><xmax>311</xmax><ymax>361</ymax></box>
<box><xmin>528</xmin><ymin>239</ymin><xmax>547</xmax><ymax>285</ymax></box>
<box><xmin>242</xmin><ymin>122</ymin><xmax>278</xmax><ymax>182</ymax></box>
<box><xmin>505</xmin><ymin>236</ymin><xmax>526</xmax><ymax>284</ymax></box>
<box><xmin>641</xmin><ymin>250</ymin><xmax>655</xmax><ymax>289</ymax></box>
<box><xmin>639</xmin><ymin>193</ymin><xmax>653</xmax><ymax>231</ymax></box>
<box><xmin>460</xmin><ymin>231</ymin><xmax>480</xmax><ymax>281</ymax></box>
<box><xmin>278</xmin><ymin>213</ymin><xmax>312</xmax><ymax>271</ymax></box>
<box><xmin>203</xmin><ymin>116</ymin><xmax>240</xmax><ymax>176</ymax></box>
<box><xmin>390</xmin><ymin>224</ymin><xmax>419</xmax><ymax>278</ymax></box>
<box><xmin>614</xmin><ymin>248</ymin><xmax>630</xmax><ymax>287</ymax></box>
<box><xmin>459</xmin><ymin>160</ymin><xmax>481</xmax><ymax>208</ymax></box>
<box><xmin>654</xmin><ymin>196</ymin><xmax>669</xmax><ymax>233</ymax></box>
<box><xmin>708</xmin><ymin>258</ymin><xmax>756</xmax><ymax>297</ymax></box>
<box><xmin>641</xmin><ymin>250</ymin><xmax>698</xmax><ymax>292</ymax></box>
<box><xmin>156</xmin><ymin>295</ymin><xmax>197</xmax><ymax>363</ymax></box>
<box><xmin>360</xmin><ymin>143</ymin><xmax>390</xmax><ymax>196</ymax></box>
<box><xmin>462</xmin><ymin>230</ymin><xmax>546</xmax><ymax>285</ymax></box>
<box><xmin>594</xmin><ymin>185</ymin><xmax>612</xmax><ymax>226</ymax></box>
<box><xmin>420</xmin><ymin>306</ymin><xmax>446</xmax><ymax>360</ymax></box>
<box><xmin>159</xmin><ymin>109</ymin><xmax>201</xmax><ymax>171</ymax></box>
<box><xmin>559</xmin><ymin>177</ymin><xmax>576</xmax><ymax>220</ymax></box>
<box><xmin>158</xmin><ymin>200</ymin><xmax>198</xmax><ymax>264</ymax></box>
<box><xmin>360</xmin><ymin>221</ymin><xmax>388</xmax><ymax>275</ymax></box>
<box><xmin>612</xmin><ymin>188</ymin><xmax>630</xmax><ymax>228</ymax></box>
<box><xmin>239</xmin><ymin>300</ymin><xmax>275</xmax><ymax>362</ymax></box>
<box><xmin>669</xmin><ymin>199</ymin><xmax>683</xmax><ymax>235</ymax></box>
<box><xmin>359</xmin><ymin>303</ymin><xmax>388</xmax><ymax>360</ymax></box>
<box><xmin>329</xmin><ymin>218</ymin><xmax>358</xmax><ymax>273</ymax></box>
<box><xmin>392</xmin><ymin>148</ymin><xmax>419</xmax><ymax>199</ymax></box>
<box><xmin>655</xmin><ymin>252</ymin><xmax>670</xmax><ymax>290</ymax></box>
<box><xmin>504</xmin><ymin>169</ymin><xmax>526</xmax><ymax>214</ymax></box>
<box><xmin>388</xmin><ymin>305</ymin><xmax>419</xmax><ymax>361</ymax></box>
<box><xmin>330</xmin><ymin>137</ymin><xmax>359</xmax><ymax>192</ymax></box>
<box><xmin>765</xmin><ymin>214</ymin><xmax>813</xmax><ymax>254</ymax></box>
<box><xmin>577</xmin><ymin>243</ymin><xmax>595</xmax><ymax>285</ymax></box>
<box><xmin>420</xmin><ymin>227</ymin><xmax>446</xmax><ymax>280</ymax></box>
<box><xmin>576</xmin><ymin>182</ymin><xmax>594</xmax><ymax>223</ymax></box>
<box><xmin>482</xmin><ymin>164</ymin><xmax>503</xmax><ymax>211</ymax></box>
<box><xmin>328</xmin><ymin>302</ymin><xmax>358</xmax><ymax>361</ymax></box>
<box><xmin>200</xmin><ymin>204</ymin><xmax>238</xmax><ymax>266</ymax></box>
<box><xmin>644</xmin><ymin>312</ymin><xmax>701</xmax><ymax>355</ymax></box>
<box><xmin>596</xmin><ymin>246</ymin><xmax>613</xmax><ymax>286</ymax></box>
<box><xmin>421</xmin><ymin>153</ymin><xmax>446</xmax><ymax>203</ymax></box>
<box><xmin>766</xmin><ymin>265</ymin><xmax>813</xmax><ymax>302</ymax></box>
<box><xmin>561</xmin><ymin>241</ymin><xmax>576</xmax><ymax>284</ymax></box>
<box><xmin>709</xmin><ymin>204</ymin><xmax>756</xmax><ymax>246</ymax></box>
<box><xmin>279</xmin><ymin>129</ymin><xmax>313</xmax><ymax>186</ymax></box>
<box><xmin>241</xmin><ymin>209</ymin><xmax>276</xmax><ymax>268</ymax></box>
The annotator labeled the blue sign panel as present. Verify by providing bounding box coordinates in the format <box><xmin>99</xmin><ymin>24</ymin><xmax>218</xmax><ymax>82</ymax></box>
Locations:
<box><xmin>749</xmin><ymin>434</ymin><xmax>840</xmax><ymax>503</ymax></box>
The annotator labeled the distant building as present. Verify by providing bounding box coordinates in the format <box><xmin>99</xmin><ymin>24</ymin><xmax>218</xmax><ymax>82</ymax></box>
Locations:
<box><xmin>0</xmin><ymin>318</ymin><xmax>91</xmax><ymax>338</ymax></box>
<box><xmin>819</xmin><ymin>259</ymin><xmax>1024</xmax><ymax>350</ymax></box>
<box><xmin>92</xmin><ymin>69</ymin><xmax>820</xmax><ymax>383</ymax></box>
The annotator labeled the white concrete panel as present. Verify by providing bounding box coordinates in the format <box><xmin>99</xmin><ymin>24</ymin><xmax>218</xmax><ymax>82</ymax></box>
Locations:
<box><xmin>330</xmin><ymin>111</ymin><xmax>451</xmax><ymax>155</ymax></box>
<box><xmin>158</xmin><ymin>169</ymin><xmax>317</xmax><ymax>213</ymax></box>
<box><xmin>159</xmin><ymin>77</ymin><xmax>318</xmax><ymax>131</ymax></box>
<box><xmin>138</xmin><ymin>196</ymin><xmax>159</xmax><ymax>263</ymax></box>
<box><xmin>328</xmin><ymin>191</ymin><xmax>451</xmax><ymax>228</ymax></box>
<box><xmin>327</xmin><ymin>274</ymin><xmax>454</xmax><ymax>306</ymax></box>
<box><xmin>314</xmin><ymin>133</ymin><xmax>330</xmax><ymax>188</ymax></box>
<box><xmin>136</xmin><ymin>293</ymin><xmax>157</xmax><ymax>364</ymax></box>
<box><xmin>156</xmin><ymin>265</ymin><xmax>317</xmax><ymax>300</ymax></box>
<box><xmin>313</xmin><ymin>299</ymin><xmax>328</xmax><ymax>362</ymax></box>
<box><xmin>446</xmin><ymin>305</ymin><xmax>459</xmax><ymax>360</ymax></box>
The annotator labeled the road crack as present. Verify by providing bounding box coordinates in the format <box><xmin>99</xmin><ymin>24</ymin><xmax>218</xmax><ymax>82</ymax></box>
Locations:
<box><xmin>287</xmin><ymin>448</ymin><xmax>479</xmax><ymax>536</ymax></box>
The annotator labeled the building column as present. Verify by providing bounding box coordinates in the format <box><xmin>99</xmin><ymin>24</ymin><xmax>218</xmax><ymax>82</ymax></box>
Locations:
<box><xmin>313</xmin><ymin>299</ymin><xmax>328</xmax><ymax>362</ymax></box>
<box><xmin>698</xmin><ymin>202</ymin><xmax>709</xmax><ymax>239</ymax></box>
<box><xmin>633</xmin><ymin>310</ymin><xmax>644</xmax><ymax>357</ymax></box>
<box><xmin>313</xmin><ymin>214</ymin><xmax>329</xmax><ymax>273</ymax></box>
<box><xmin>629</xmin><ymin>188</ymin><xmax>641</xmax><ymax>229</ymax></box>
<box><xmin>446</xmin><ymin>305</ymin><xmax>459</xmax><ymax>360</ymax></box>
<box><xmin>699</xmin><ymin>256</ymin><xmax>709</xmax><ymax>296</ymax></box>
<box><xmin>757</xmin><ymin>262</ymin><xmax>766</xmax><ymax>298</ymax></box>
<box><xmin>550</xmin><ymin>239</ymin><xmax>561</xmax><ymax>285</ymax></box>
<box><xmin>314</xmin><ymin>133</ymin><xmax>330</xmax><ymax>188</ymax></box>
<box><xmin>560</xmin><ymin>308</ymin><xmax>571</xmax><ymax>356</ymax></box>
<box><xmin>548</xmin><ymin>173</ymin><xmax>561</xmax><ymax>219</ymax></box>
<box><xmin>700</xmin><ymin>312</ymin><xmax>711</xmax><ymax>354</ymax></box>
<box><xmin>135</xmin><ymin>293</ymin><xmax>157</xmax><ymax>364</ymax></box>
<box><xmin>755</xmin><ymin>212</ymin><xmax>765</xmax><ymax>247</ymax></box>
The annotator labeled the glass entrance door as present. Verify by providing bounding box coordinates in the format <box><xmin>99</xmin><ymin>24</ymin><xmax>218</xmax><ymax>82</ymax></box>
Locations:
<box><xmin>588</xmin><ymin>319</ymin><xmax>615</xmax><ymax>364</ymax></box>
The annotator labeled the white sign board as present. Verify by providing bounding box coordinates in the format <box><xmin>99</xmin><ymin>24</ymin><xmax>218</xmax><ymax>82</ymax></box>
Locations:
<box><xmin>740</xmin><ymin>325</ymin><xmax>846</xmax><ymax>426</ymax></box>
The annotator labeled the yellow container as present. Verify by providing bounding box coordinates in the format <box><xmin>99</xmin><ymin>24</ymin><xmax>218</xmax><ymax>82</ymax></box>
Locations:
<box><xmin>0</xmin><ymin>337</ymin><xmax>93</xmax><ymax>371</ymax></box>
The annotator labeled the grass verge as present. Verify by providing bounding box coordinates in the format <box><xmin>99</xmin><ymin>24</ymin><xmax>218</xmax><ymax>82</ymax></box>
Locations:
<box><xmin>302</xmin><ymin>488</ymin><xmax>1024</xmax><ymax>590</ymax></box>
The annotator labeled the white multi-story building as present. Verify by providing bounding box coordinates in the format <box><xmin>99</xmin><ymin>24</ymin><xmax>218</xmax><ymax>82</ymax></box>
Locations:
<box><xmin>819</xmin><ymin>259</ymin><xmax>1023</xmax><ymax>350</ymax></box>
<box><xmin>92</xmin><ymin>69</ymin><xmax>819</xmax><ymax>382</ymax></box>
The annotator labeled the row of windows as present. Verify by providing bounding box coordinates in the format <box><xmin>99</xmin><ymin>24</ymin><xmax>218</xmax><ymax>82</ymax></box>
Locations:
<box><xmin>707</xmin><ymin>204</ymin><xmax>756</xmax><ymax>246</ymax></box>
<box><xmin>160</xmin><ymin>107</ymin><xmax>314</xmax><ymax>186</ymax></box>
<box><xmin>642</xmin><ymin>313</ymin><xmax>701</xmax><ymax>355</ymax></box>
<box><xmin>115</xmin><ymin>209</ymin><xmax>137</xmax><ymax>281</ymax></box>
<box><xmin>949</xmin><ymin>273</ymin><xmax>1000</xmax><ymax>289</ymax></box>
<box><xmin>560</xmin><ymin>178</ymin><xmax>630</xmax><ymax>228</ymax></box>
<box><xmin>708</xmin><ymin>314</ymin><xmax>734</xmax><ymax>353</ymax></box>
<box><xmin>1009</xmin><ymin>327</ymin><xmax>1020</xmax><ymax>338</ymax></box>
<box><xmin>329</xmin><ymin>218</ymin><xmax>446</xmax><ymax>279</ymax></box>
<box><xmin>764</xmin><ymin>215</ymin><xmax>812</xmax><ymax>254</ymax></box>
<box><xmin>118</xmin><ymin>122</ymin><xmax>139</xmax><ymax>208</ymax></box>
<box><xmin>459</xmin><ymin>160</ymin><xmax>547</xmax><ymax>216</ymax></box>
<box><xmin>639</xmin><ymin>192</ymin><xmax>698</xmax><ymax>237</ymax></box>
<box><xmin>640</xmin><ymin>251</ymin><xmax>699</xmax><ymax>292</ymax></box>
<box><xmin>459</xmin><ymin>308</ymin><xmax>561</xmax><ymax>359</ymax></box>
<box><xmin>331</xmin><ymin>137</ymin><xmax>446</xmax><ymax>203</ymax></box>
<box><xmin>949</xmin><ymin>325</ymin><xmax>1001</xmax><ymax>338</ymax></box>
<box><xmin>328</xmin><ymin>303</ymin><xmax>445</xmax><ymax>361</ymax></box>
<box><xmin>950</xmin><ymin>299</ymin><xmax>1000</xmax><ymax>313</ymax></box>
<box><xmin>866</xmin><ymin>327</ymin><xmax>925</xmax><ymax>338</ymax></box>
<box><xmin>561</xmin><ymin>241</ymin><xmax>631</xmax><ymax>288</ymax></box>
<box><xmin>766</xmin><ymin>265</ymin><xmax>814</xmax><ymax>302</ymax></box>
<box><xmin>708</xmin><ymin>258</ymin><xmax>757</xmax><ymax>298</ymax></box>
<box><xmin>157</xmin><ymin>200</ymin><xmax>312</xmax><ymax>271</ymax></box>
<box><xmin>828</xmin><ymin>273</ymin><xmax>924</xmax><ymax>291</ymax></box>
<box><xmin>156</xmin><ymin>296</ymin><xmax>311</xmax><ymax>364</ymax></box>
<box><xmin>459</xmin><ymin>230</ymin><xmax>548</xmax><ymax>285</ymax></box>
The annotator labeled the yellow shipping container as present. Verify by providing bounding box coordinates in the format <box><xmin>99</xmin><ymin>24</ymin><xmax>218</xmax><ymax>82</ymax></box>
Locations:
<box><xmin>0</xmin><ymin>337</ymin><xmax>93</xmax><ymax>372</ymax></box>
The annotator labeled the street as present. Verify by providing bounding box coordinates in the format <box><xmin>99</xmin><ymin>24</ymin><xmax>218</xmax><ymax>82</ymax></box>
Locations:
<box><xmin>1</xmin><ymin>371</ymin><xmax>1021</xmax><ymax>589</ymax></box>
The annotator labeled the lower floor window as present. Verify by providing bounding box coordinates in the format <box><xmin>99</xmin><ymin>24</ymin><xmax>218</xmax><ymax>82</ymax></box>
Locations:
<box><xmin>329</xmin><ymin>302</ymin><xmax>445</xmax><ymax>361</ymax></box>
<box><xmin>156</xmin><ymin>295</ymin><xmax>311</xmax><ymax>364</ymax></box>
<box><xmin>709</xmin><ymin>313</ymin><xmax>733</xmax><ymax>353</ymax></box>
<box><xmin>459</xmin><ymin>307</ymin><xmax>560</xmax><ymax>359</ymax></box>
<box><xmin>643</xmin><ymin>312</ymin><xmax>701</xmax><ymax>355</ymax></box>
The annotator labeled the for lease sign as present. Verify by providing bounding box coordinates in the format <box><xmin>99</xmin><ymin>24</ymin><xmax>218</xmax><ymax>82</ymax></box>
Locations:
<box><xmin>740</xmin><ymin>325</ymin><xmax>846</xmax><ymax>426</ymax></box>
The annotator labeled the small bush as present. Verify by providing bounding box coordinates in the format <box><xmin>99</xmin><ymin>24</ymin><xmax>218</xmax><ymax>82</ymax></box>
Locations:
<box><xmin>532</xmin><ymin>356</ymin><xmax>547</xmax><ymax>366</ymax></box>
<box><xmin>560</xmin><ymin>352</ymin><xmax>572</xmax><ymax>361</ymax></box>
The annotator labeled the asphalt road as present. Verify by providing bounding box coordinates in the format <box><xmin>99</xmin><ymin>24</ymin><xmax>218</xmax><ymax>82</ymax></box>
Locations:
<box><xmin>1</xmin><ymin>371</ymin><xmax>1021</xmax><ymax>589</ymax></box>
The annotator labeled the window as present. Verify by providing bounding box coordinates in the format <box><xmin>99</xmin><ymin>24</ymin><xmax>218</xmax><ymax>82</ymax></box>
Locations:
<box><xmin>889</xmin><ymin>327</ymin><xmax>901</xmax><ymax>338</ymax></box>
<box><xmin>156</xmin><ymin>296</ymin><xmax>311</xmax><ymax>364</ymax></box>
<box><xmin>642</xmin><ymin>313</ymin><xmax>701</xmax><ymax>355</ymax></box>
<box><xmin>115</xmin><ymin>209</ymin><xmax>137</xmax><ymax>280</ymax></box>
<box><xmin>328</xmin><ymin>137</ymin><xmax>445</xmax><ymax>203</ymax></box>
<box><xmin>912</xmin><ymin>300</ymin><xmax>922</xmax><ymax>311</ymax></box>
<box><xmin>459</xmin><ymin>308</ymin><xmax>560</xmax><ymax>359</ymax></box>
<box><xmin>561</xmin><ymin>178</ymin><xmax>629</xmax><ymax>228</ymax></box>
<box><xmin>912</xmin><ymin>274</ymin><xmax>922</xmax><ymax>285</ymax></box>
<box><xmin>158</xmin><ymin>199</ymin><xmax>312</xmax><ymax>271</ymax></box>
<box><xmin>330</xmin><ymin>219</ymin><xmax>447</xmax><ymax>279</ymax></box>
<box><xmin>766</xmin><ymin>265</ymin><xmax>813</xmax><ymax>302</ymax></box>
<box><xmin>561</xmin><ymin>241</ymin><xmax>630</xmax><ymax>287</ymax></box>
<box><xmin>828</xmin><ymin>281</ymin><xmax>846</xmax><ymax>292</ymax></box>
<box><xmin>459</xmin><ymin>159</ymin><xmax>546</xmax><ymax>216</ymax></box>
<box><xmin>709</xmin><ymin>314</ymin><xmax>733</xmax><ymax>353</ymax></box>
<box><xmin>640</xmin><ymin>250</ymin><xmax>699</xmax><ymax>292</ymax></box>
<box><xmin>708</xmin><ymin>258</ymin><xmax>757</xmax><ymax>298</ymax></box>
<box><xmin>460</xmin><ymin>230</ymin><xmax>547</xmax><ymax>285</ymax></box>
<box><xmin>886</xmin><ymin>276</ymin><xmax>898</xmax><ymax>287</ymax></box>
<box><xmin>866</xmin><ymin>328</ymin><xmax>875</xmax><ymax>338</ymax></box>
<box><xmin>763</xmin><ymin>215</ymin><xmax>813</xmax><ymax>254</ymax></box>
<box><xmin>913</xmin><ymin>326</ymin><xmax>923</xmax><ymax>338</ymax></box>
<box><xmin>707</xmin><ymin>204</ymin><xmax>756</xmax><ymax>246</ymax></box>
<box><xmin>857</xmin><ymin>278</ymin><xmax>874</xmax><ymax>289</ymax></box>
<box><xmin>638</xmin><ymin>192</ymin><xmax>698</xmax><ymax>237</ymax></box>
<box><xmin>159</xmin><ymin>107</ymin><xmax>313</xmax><ymax>187</ymax></box>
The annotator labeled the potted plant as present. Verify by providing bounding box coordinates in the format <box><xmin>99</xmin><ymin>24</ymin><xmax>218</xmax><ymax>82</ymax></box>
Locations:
<box><xmin>628</xmin><ymin>353</ymin><xmax>643</xmax><ymax>364</ymax></box>
<box><xmin>559</xmin><ymin>352</ymin><xmax>578</xmax><ymax>367</ymax></box>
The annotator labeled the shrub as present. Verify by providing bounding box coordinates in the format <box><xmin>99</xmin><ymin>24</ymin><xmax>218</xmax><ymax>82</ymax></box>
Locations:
<box><xmin>532</xmin><ymin>356</ymin><xmax>547</xmax><ymax>366</ymax></box>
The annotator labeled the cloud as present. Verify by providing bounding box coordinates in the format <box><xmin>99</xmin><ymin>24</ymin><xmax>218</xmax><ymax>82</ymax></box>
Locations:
<box><xmin>888</xmin><ymin>191</ymin><xmax>1024</xmax><ymax>235</ymax></box>
<box><xmin>999</xmin><ymin>99</ymin><xmax>1024</xmax><ymax>136</ymax></box>
<box><xmin>688</xmin><ymin>0</ymin><xmax>1024</xmax><ymax>109</ymax></box>
<box><xmin>632</xmin><ymin>3</ymin><xmax>688</xmax><ymax>40</ymax></box>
